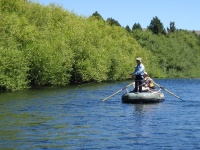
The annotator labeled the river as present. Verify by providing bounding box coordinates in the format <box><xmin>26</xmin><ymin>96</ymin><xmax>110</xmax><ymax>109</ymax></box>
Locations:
<box><xmin>0</xmin><ymin>79</ymin><xmax>200</xmax><ymax>150</ymax></box>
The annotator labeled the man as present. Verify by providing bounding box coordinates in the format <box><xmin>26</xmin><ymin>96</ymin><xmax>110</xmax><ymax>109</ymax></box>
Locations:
<box><xmin>142</xmin><ymin>72</ymin><xmax>155</xmax><ymax>91</ymax></box>
<box><xmin>130</xmin><ymin>57</ymin><xmax>145</xmax><ymax>92</ymax></box>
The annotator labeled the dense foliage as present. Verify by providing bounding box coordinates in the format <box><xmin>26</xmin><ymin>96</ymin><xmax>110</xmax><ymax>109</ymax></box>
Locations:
<box><xmin>132</xmin><ymin>29</ymin><xmax>200</xmax><ymax>78</ymax></box>
<box><xmin>0</xmin><ymin>0</ymin><xmax>200</xmax><ymax>91</ymax></box>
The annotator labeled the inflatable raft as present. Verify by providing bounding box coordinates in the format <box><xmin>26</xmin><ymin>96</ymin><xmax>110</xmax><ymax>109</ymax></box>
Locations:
<box><xmin>121</xmin><ymin>90</ymin><xmax>165</xmax><ymax>104</ymax></box>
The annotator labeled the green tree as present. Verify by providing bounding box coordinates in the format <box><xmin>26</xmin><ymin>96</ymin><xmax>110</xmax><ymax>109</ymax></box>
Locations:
<box><xmin>106</xmin><ymin>17</ymin><xmax>121</xmax><ymax>27</ymax></box>
<box><xmin>125</xmin><ymin>25</ymin><xmax>131</xmax><ymax>33</ymax></box>
<box><xmin>147</xmin><ymin>16</ymin><xmax>166</xmax><ymax>34</ymax></box>
<box><xmin>167</xmin><ymin>21</ymin><xmax>176</xmax><ymax>33</ymax></box>
<box><xmin>91</xmin><ymin>11</ymin><xmax>104</xmax><ymax>21</ymax></box>
<box><xmin>132</xmin><ymin>23</ymin><xmax>142</xmax><ymax>31</ymax></box>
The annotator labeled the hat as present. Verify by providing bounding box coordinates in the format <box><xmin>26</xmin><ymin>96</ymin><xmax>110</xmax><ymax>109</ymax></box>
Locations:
<box><xmin>136</xmin><ymin>57</ymin><xmax>142</xmax><ymax>61</ymax></box>
<box><xmin>144</xmin><ymin>72</ymin><xmax>148</xmax><ymax>75</ymax></box>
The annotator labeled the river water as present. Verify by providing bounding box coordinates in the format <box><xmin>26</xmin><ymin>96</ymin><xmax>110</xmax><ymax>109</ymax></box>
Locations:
<box><xmin>0</xmin><ymin>79</ymin><xmax>200</xmax><ymax>150</ymax></box>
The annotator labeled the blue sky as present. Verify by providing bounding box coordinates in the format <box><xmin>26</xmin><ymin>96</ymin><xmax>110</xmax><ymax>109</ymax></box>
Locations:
<box><xmin>36</xmin><ymin>0</ymin><xmax>199</xmax><ymax>30</ymax></box>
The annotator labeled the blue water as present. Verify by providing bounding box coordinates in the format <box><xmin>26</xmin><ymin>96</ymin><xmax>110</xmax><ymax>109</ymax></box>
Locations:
<box><xmin>0</xmin><ymin>79</ymin><xmax>200</xmax><ymax>150</ymax></box>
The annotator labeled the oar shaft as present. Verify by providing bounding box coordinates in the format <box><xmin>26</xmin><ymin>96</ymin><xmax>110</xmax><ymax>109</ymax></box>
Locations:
<box><xmin>102</xmin><ymin>89</ymin><xmax>123</xmax><ymax>101</ymax></box>
<box><xmin>163</xmin><ymin>88</ymin><xmax>180</xmax><ymax>98</ymax></box>
<box><xmin>102</xmin><ymin>82</ymin><xmax>134</xmax><ymax>101</ymax></box>
<box><xmin>153</xmin><ymin>81</ymin><xmax>184</xmax><ymax>101</ymax></box>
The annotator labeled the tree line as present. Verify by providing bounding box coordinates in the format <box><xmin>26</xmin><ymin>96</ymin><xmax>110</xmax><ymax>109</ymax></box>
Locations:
<box><xmin>0</xmin><ymin>0</ymin><xmax>199</xmax><ymax>91</ymax></box>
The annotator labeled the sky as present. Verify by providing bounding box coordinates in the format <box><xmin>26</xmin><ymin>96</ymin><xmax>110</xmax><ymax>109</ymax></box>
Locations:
<box><xmin>36</xmin><ymin>0</ymin><xmax>200</xmax><ymax>30</ymax></box>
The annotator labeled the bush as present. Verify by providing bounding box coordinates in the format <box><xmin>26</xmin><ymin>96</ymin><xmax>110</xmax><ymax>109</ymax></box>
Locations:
<box><xmin>0</xmin><ymin>48</ymin><xmax>29</xmax><ymax>91</ymax></box>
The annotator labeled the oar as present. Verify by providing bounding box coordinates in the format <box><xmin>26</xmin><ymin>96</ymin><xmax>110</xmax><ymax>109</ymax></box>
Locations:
<box><xmin>102</xmin><ymin>82</ymin><xmax>134</xmax><ymax>102</ymax></box>
<box><xmin>153</xmin><ymin>81</ymin><xmax>184</xmax><ymax>101</ymax></box>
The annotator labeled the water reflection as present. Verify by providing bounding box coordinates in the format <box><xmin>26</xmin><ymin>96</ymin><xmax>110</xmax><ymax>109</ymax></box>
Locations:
<box><xmin>133</xmin><ymin>103</ymin><xmax>162</xmax><ymax>114</ymax></box>
<box><xmin>122</xmin><ymin>103</ymin><xmax>165</xmax><ymax>144</ymax></box>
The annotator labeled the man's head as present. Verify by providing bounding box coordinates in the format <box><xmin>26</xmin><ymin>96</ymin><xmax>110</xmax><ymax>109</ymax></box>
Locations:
<box><xmin>136</xmin><ymin>57</ymin><xmax>142</xmax><ymax>64</ymax></box>
<box><xmin>144</xmin><ymin>72</ymin><xmax>148</xmax><ymax>77</ymax></box>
